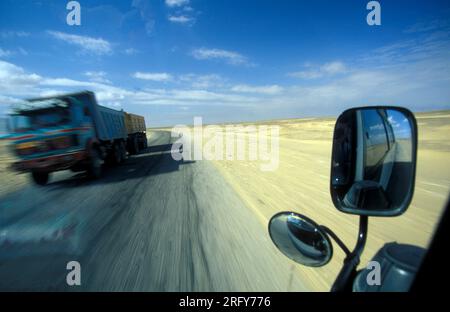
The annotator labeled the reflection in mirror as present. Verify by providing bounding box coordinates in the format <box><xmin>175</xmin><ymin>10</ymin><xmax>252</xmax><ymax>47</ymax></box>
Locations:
<box><xmin>331</xmin><ymin>107</ymin><xmax>417</xmax><ymax>216</ymax></box>
<box><xmin>268</xmin><ymin>212</ymin><xmax>333</xmax><ymax>267</ymax></box>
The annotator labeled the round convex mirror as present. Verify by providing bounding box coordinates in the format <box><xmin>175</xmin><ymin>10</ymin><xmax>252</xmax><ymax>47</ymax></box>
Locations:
<box><xmin>268</xmin><ymin>212</ymin><xmax>333</xmax><ymax>267</ymax></box>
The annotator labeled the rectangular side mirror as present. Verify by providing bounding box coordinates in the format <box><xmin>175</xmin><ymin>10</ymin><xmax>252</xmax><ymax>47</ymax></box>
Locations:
<box><xmin>330</xmin><ymin>106</ymin><xmax>418</xmax><ymax>217</ymax></box>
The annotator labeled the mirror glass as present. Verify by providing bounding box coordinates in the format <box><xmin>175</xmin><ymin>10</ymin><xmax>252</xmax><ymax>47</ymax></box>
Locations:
<box><xmin>330</xmin><ymin>107</ymin><xmax>417</xmax><ymax>216</ymax></box>
<box><xmin>268</xmin><ymin>212</ymin><xmax>333</xmax><ymax>267</ymax></box>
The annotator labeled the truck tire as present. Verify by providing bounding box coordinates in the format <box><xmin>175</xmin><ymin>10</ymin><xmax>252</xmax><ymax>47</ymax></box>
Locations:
<box><xmin>143</xmin><ymin>138</ymin><xmax>148</xmax><ymax>149</ymax></box>
<box><xmin>113</xmin><ymin>143</ymin><xmax>123</xmax><ymax>164</ymax></box>
<box><xmin>127</xmin><ymin>139</ymin><xmax>134</xmax><ymax>155</ymax></box>
<box><xmin>87</xmin><ymin>148</ymin><xmax>102</xmax><ymax>179</ymax></box>
<box><xmin>133</xmin><ymin>137</ymin><xmax>140</xmax><ymax>154</ymax></box>
<box><xmin>31</xmin><ymin>171</ymin><xmax>49</xmax><ymax>186</ymax></box>
<box><xmin>119</xmin><ymin>141</ymin><xmax>127</xmax><ymax>162</ymax></box>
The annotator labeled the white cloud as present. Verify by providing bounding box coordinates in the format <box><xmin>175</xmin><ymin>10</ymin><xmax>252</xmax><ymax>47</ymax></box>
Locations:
<box><xmin>0</xmin><ymin>31</ymin><xmax>30</xmax><ymax>39</ymax></box>
<box><xmin>288</xmin><ymin>70</ymin><xmax>322</xmax><ymax>80</ymax></box>
<box><xmin>361</xmin><ymin>30</ymin><xmax>450</xmax><ymax>65</ymax></box>
<box><xmin>18</xmin><ymin>47</ymin><xmax>28</xmax><ymax>56</ymax></box>
<box><xmin>47</xmin><ymin>31</ymin><xmax>112</xmax><ymax>55</ymax></box>
<box><xmin>154</xmin><ymin>89</ymin><xmax>254</xmax><ymax>103</ymax></box>
<box><xmin>0</xmin><ymin>48</ymin><xmax>13</xmax><ymax>58</ymax></box>
<box><xmin>0</xmin><ymin>60</ymin><xmax>42</xmax><ymax>95</ymax></box>
<box><xmin>40</xmin><ymin>78</ymin><xmax>97</xmax><ymax>88</ymax></box>
<box><xmin>191</xmin><ymin>48</ymin><xmax>250</xmax><ymax>66</ymax></box>
<box><xmin>132</xmin><ymin>0</ymin><xmax>156</xmax><ymax>36</ymax></box>
<box><xmin>404</xmin><ymin>19</ymin><xmax>449</xmax><ymax>34</ymax></box>
<box><xmin>231</xmin><ymin>84</ymin><xmax>284</xmax><ymax>95</ymax></box>
<box><xmin>0</xmin><ymin>60</ymin><xmax>121</xmax><ymax>107</ymax></box>
<box><xmin>84</xmin><ymin>71</ymin><xmax>111</xmax><ymax>84</ymax></box>
<box><xmin>0</xmin><ymin>47</ymin><xmax>28</xmax><ymax>58</ymax></box>
<box><xmin>85</xmin><ymin>71</ymin><xmax>106</xmax><ymax>77</ymax></box>
<box><xmin>0</xmin><ymin>60</ymin><xmax>259</xmax><ymax>112</ymax></box>
<box><xmin>288</xmin><ymin>61</ymin><xmax>347</xmax><ymax>79</ymax></box>
<box><xmin>2</xmin><ymin>24</ymin><xmax>450</xmax><ymax>123</ymax></box>
<box><xmin>168</xmin><ymin>15</ymin><xmax>195</xmax><ymax>24</ymax></box>
<box><xmin>277</xmin><ymin>56</ymin><xmax>450</xmax><ymax>115</ymax></box>
<box><xmin>165</xmin><ymin>0</ymin><xmax>196</xmax><ymax>28</ymax></box>
<box><xmin>178</xmin><ymin>74</ymin><xmax>225</xmax><ymax>88</ymax></box>
<box><xmin>165</xmin><ymin>0</ymin><xmax>189</xmax><ymax>7</ymax></box>
<box><xmin>0</xmin><ymin>95</ymin><xmax>23</xmax><ymax>106</ymax></box>
<box><xmin>124</xmin><ymin>48</ymin><xmax>139</xmax><ymax>55</ymax></box>
<box><xmin>133</xmin><ymin>72</ymin><xmax>173</xmax><ymax>82</ymax></box>
<box><xmin>321</xmin><ymin>62</ymin><xmax>346</xmax><ymax>75</ymax></box>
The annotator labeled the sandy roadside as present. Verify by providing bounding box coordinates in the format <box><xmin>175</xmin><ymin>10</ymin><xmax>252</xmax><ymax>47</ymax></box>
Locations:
<box><xmin>0</xmin><ymin>141</ymin><xmax>29</xmax><ymax>196</ymax></box>
<box><xmin>209</xmin><ymin>110</ymin><xmax>450</xmax><ymax>291</ymax></box>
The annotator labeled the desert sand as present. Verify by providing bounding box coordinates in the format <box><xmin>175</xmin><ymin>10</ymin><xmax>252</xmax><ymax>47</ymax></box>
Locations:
<box><xmin>0</xmin><ymin>141</ymin><xmax>29</xmax><ymax>196</ymax></box>
<box><xmin>210</xmin><ymin>110</ymin><xmax>450</xmax><ymax>291</ymax></box>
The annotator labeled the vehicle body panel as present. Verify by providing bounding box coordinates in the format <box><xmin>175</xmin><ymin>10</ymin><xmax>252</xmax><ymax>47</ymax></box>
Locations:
<box><xmin>7</xmin><ymin>91</ymin><xmax>134</xmax><ymax>177</ymax></box>
<box><xmin>124</xmin><ymin>112</ymin><xmax>146</xmax><ymax>135</ymax></box>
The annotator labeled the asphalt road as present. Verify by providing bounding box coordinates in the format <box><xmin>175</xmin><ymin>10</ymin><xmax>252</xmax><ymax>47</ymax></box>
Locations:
<box><xmin>0</xmin><ymin>131</ymin><xmax>308</xmax><ymax>291</ymax></box>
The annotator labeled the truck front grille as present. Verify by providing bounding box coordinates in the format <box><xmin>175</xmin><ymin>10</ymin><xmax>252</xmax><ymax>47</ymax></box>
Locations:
<box><xmin>16</xmin><ymin>136</ymin><xmax>75</xmax><ymax>156</ymax></box>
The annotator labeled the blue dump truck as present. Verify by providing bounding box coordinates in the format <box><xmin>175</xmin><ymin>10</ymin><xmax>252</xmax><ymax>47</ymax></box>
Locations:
<box><xmin>6</xmin><ymin>91</ymin><xmax>147</xmax><ymax>185</ymax></box>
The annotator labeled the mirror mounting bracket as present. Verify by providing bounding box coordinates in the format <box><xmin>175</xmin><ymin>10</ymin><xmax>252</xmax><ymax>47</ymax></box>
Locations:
<box><xmin>352</xmin><ymin>215</ymin><xmax>368</xmax><ymax>259</ymax></box>
<box><xmin>330</xmin><ymin>215</ymin><xmax>368</xmax><ymax>292</ymax></box>
<box><xmin>320</xmin><ymin>225</ymin><xmax>351</xmax><ymax>256</ymax></box>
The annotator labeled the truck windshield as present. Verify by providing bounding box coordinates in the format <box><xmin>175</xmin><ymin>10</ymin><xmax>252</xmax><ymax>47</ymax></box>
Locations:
<box><xmin>12</xmin><ymin>107</ymin><xmax>71</xmax><ymax>132</ymax></box>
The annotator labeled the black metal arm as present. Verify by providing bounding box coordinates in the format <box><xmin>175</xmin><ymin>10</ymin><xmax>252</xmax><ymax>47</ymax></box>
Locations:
<box><xmin>330</xmin><ymin>215</ymin><xmax>368</xmax><ymax>292</ymax></box>
<box><xmin>320</xmin><ymin>225</ymin><xmax>351</xmax><ymax>256</ymax></box>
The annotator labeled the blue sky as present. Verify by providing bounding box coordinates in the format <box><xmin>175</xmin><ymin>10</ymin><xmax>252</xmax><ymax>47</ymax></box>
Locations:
<box><xmin>1</xmin><ymin>0</ymin><xmax>450</xmax><ymax>126</ymax></box>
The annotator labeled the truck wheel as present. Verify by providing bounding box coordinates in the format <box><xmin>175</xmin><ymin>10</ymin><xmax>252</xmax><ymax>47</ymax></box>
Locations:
<box><xmin>143</xmin><ymin>137</ymin><xmax>148</xmax><ymax>149</ymax></box>
<box><xmin>133</xmin><ymin>137</ymin><xmax>140</xmax><ymax>154</ymax></box>
<box><xmin>31</xmin><ymin>171</ymin><xmax>49</xmax><ymax>186</ymax></box>
<box><xmin>113</xmin><ymin>143</ymin><xmax>123</xmax><ymax>164</ymax></box>
<box><xmin>119</xmin><ymin>141</ymin><xmax>127</xmax><ymax>162</ymax></box>
<box><xmin>87</xmin><ymin>149</ymin><xmax>102</xmax><ymax>179</ymax></box>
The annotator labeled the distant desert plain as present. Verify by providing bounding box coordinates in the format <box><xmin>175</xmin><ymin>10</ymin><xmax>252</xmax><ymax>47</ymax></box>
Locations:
<box><xmin>209</xmin><ymin>110</ymin><xmax>450</xmax><ymax>291</ymax></box>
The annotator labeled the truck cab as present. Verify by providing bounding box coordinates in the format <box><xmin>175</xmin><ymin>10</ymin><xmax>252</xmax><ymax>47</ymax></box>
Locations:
<box><xmin>7</xmin><ymin>91</ymin><xmax>144</xmax><ymax>186</ymax></box>
<box><xmin>8</xmin><ymin>97</ymin><xmax>95</xmax><ymax>185</ymax></box>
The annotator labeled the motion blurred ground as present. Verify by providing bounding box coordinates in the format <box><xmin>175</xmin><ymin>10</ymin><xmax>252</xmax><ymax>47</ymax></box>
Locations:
<box><xmin>210</xmin><ymin>110</ymin><xmax>450</xmax><ymax>291</ymax></box>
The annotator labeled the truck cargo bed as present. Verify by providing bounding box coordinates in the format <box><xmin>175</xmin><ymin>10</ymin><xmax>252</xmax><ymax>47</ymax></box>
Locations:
<box><xmin>124</xmin><ymin>112</ymin><xmax>146</xmax><ymax>135</ymax></box>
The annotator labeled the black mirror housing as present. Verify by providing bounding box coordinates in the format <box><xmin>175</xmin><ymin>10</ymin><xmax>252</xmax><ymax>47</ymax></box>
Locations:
<box><xmin>330</xmin><ymin>106</ymin><xmax>418</xmax><ymax>217</ymax></box>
